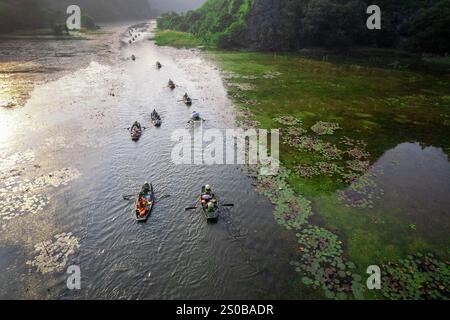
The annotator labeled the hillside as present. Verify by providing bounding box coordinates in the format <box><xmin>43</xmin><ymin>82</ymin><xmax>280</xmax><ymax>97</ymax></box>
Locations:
<box><xmin>0</xmin><ymin>0</ymin><xmax>154</xmax><ymax>34</ymax></box>
<box><xmin>157</xmin><ymin>0</ymin><xmax>450</xmax><ymax>54</ymax></box>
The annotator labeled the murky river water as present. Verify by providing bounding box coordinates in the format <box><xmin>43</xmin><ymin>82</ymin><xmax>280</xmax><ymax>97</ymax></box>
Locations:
<box><xmin>1</xmin><ymin>22</ymin><xmax>449</xmax><ymax>300</ymax></box>
<box><xmin>0</xmin><ymin>22</ymin><xmax>298</xmax><ymax>299</ymax></box>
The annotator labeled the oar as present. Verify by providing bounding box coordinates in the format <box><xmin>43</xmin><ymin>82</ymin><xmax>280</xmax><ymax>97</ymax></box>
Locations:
<box><xmin>185</xmin><ymin>206</ymin><xmax>197</xmax><ymax>211</ymax></box>
<box><xmin>222</xmin><ymin>204</ymin><xmax>234</xmax><ymax>207</ymax></box>
<box><xmin>123</xmin><ymin>194</ymin><xmax>134</xmax><ymax>200</ymax></box>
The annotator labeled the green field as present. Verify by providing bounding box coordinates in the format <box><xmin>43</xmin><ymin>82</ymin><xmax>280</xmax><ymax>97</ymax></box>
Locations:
<box><xmin>155</xmin><ymin>29</ymin><xmax>450</xmax><ymax>300</ymax></box>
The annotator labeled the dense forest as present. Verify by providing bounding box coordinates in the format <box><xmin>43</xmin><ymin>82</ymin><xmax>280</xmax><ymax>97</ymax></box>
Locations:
<box><xmin>0</xmin><ymin>0</ymin><xmax>153</xmax><ymax>33</ymax></box>
<box><xmin>157</xmin><ymin>0</ymin><xmax>450</xmax><ymax>54</ymax></box>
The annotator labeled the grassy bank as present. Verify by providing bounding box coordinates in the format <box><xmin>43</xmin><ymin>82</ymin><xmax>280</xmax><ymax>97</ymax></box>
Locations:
<box><xmin>152</xmin><ymin>29</ymin><xmax>206</xmax><ymax>49</ymax></box>
<box><xmin>155</xmin><ymin>29</ymin><xmax>450</xmax><ymax>300</ymax></box>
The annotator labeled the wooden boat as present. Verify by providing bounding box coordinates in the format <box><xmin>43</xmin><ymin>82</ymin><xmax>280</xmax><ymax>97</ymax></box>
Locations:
<box><xmin>135</xmin><ymin>183</ymin><xmax>154</xmax><ymax>222</ymax></box>
<box><xmin>200</xmin><ymin>186</ymin><xmax>219</xmax><ymax>223</ymax></box>
<box><xmin>183</xmin><ymin>95</ymin><xmax>192</xmax><ymax>106</ymax></box>
<box><xmin>191</xmin><ymin>111</ymin><xmax>202</xmax><ymax>122</ymax></box>
<box><xmin>131</xmin><ymin>122</ymin><xmax>142</xmax><ymax>141</ymax></box>
<box><xmin>151</xmin><ymin>111</ymin><xmax>162</xmax><ymax>127</ymax></box>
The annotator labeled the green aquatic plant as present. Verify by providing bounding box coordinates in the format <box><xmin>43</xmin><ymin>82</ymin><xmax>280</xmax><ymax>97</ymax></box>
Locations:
<box><xmin>274</xmin><ymin>115</ymin><xmax>302</xmax><ymax>126</ymax></box>
<box><xmin>281</xmin><ymin>127</ymin><xmax>308</xmax><ymax>147</ymax></box>
<box><xmin>294</xmin><ymin>226</ymin><xmax>364</xmax><ymax>300</ymax></box>
<box><xmin>256</xmin><ymin>168</ymin><xmax>312</xmax><ymax>230</ymax></box>
<box><xmin>381</xmin><ymin>253</ymin><xmax>450</xmax><ymax>300</ymax></box>
<box><xmin>26</xmin><ymin>233</ymin><xmax>80</xmax><ymax>274</ymax></box>
<box><xmin>311</xmin><ymin>121</ymin><xmax>341</xmax><ymax>135</ymax></box>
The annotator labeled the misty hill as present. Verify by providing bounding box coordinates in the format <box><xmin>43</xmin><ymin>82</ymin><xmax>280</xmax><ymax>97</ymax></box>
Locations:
<box><xmin>150</xmin><ymin>0</ymin><xmax>206</xmax><ymax>14</ymax></box>
<box><xmin>0</xmin><ymin>0</ymin><xmax>155</xmax><ymax>34</ymax></box>
<box><xmin>41</xmin><ymin>0</ymin><xmax>153</xmax><ymax>22</ymax></box>
<box><xmin>158</xmin><ymin>0</ymin><xmax>450</xmax><ymax>54</ymax></box>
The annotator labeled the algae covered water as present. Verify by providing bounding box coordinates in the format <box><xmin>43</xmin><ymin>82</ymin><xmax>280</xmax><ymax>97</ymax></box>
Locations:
<box><xmin>0</xmin><ymin>22</ymin><xmax>449</xmax><ymax>300</ymax></box>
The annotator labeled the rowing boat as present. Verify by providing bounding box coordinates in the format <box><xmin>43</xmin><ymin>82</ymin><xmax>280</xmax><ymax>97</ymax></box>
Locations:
<box><xmin>183</xmin><ymin>95</ymin><xmax>192</xmax><ymax>106</ymax></box>
<box><xmin>131</xmin><ymin>122</ymin><xmax>142</xmax><ymax>141</ymax></box>
<box><xmin>135</xmin><ymin>183</ymin><xmax>154</xmax><ymax>222</ymax></box>
<box><xmin>200</xmin><ymin>186</ymin><xmax>219</xmax><ymax>223</ymax></box>
<box><xmin>151</xmin><ymin>111</ymin><xmax>162</xmax><ymax>127</ymax></box>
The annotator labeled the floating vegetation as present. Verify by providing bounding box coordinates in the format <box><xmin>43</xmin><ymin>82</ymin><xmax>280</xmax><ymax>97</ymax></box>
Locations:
<box><xmin>240</xmin><ymin>99</ymin><xmax>259</xmax><ymax>106</ymax></box>
<box><xmin>338</xmin><ymin>166</ymin><xmax>384</xmax><ymax>209</ymax></box>
<box><xmin>0</xmin><ymin>168</ymin><xmax>81</xmax><ymax>221</ymax></box>
<box><xmin>227</xmin><ymin>82</ymin><xmax>256</xmax><ymax>91</ymax></box>
<box><xmin>0</xmin><ymin>150</ymin><xmax>35</xmax><ymax>173</ymax></box>
<box><xmin>381</xmin><ymin>253</ymin><xmax>450</xmax><ymax>300</ymax></box>
<box><xmin>316</xmin><ymin>161</ymin><xmax>344</xmax><ymax>177</ymax></box>
<box><xmin>281</xmin><ymin>127</ymin><xmax>307</xmax><ymax>147</ymax></box>
<box><xmin>295</xmin><ymin>165</ymin><xmax>320</xmax><ymax>179</ymax></box>
<box><xmin>221</xmin><ymin>71</ymin><xmax>240</xmax><ymax>80</ymax></box>
<box><xmin>311</xmin><ymin>121</ymin><xmax>341</xmax><ymax>135</ymax></box>
<box><xmin>345</xmin><ymin>147</ymin><xmax>370</xmax><ymax>160</ymax></box>
<box><xmin>263</xmin><ymin>71</ymin><xmax>282</xmax><ymax>79</ymax></box>
<box><xmin>26</xmin><ymin>233</ymin><xmax>80</xmax><ymax>274</ymax></box>
<box><xmin>44</xmin><ymin>136</ymin><xmax>73</xmax><ymax>150</ymax></box>
<box><xmin>256</xmin><ymin>168</ymin><xmax>312</xmax><ymax>230</ymax></box>
<box><xmin>293</xmin><ymin>226</ymin><xmax>363</xmax><ymax>300</ymax></box>
<box><xmin>346</xmin><ymin>159</ymin><xmax>370</xmax><ymax>173</ymax></box>
<box><xmin>236</xmin><ymin>118</ymin><xmax>261</xmax><ymax>129</ymax></box>
<box><xmin>274</xmin><ymin>115</ymin><xmax>302</xmax><ymax>126</ymax></box>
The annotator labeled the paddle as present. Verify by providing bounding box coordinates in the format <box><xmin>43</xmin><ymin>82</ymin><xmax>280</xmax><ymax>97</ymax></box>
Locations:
<box><xmin>185</xmin><ymin>203</ymin><xmax>233</xmax><ymax>210</ymax></box>
<box><xmin>124</xmin><ymin>194</ymin><xmax>170</xmax><ymax>201</ymax></box>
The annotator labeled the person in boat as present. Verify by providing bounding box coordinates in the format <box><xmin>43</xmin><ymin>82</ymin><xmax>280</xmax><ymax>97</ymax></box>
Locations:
<box><xmin>191</xmin><ymin>111</ymin><xmax>201</xmax><ymax>121</ymax></box>
<box><xmin>132</xmin><ymin>121</ymin><xmax>141</xmax><ymax>130</ymax></box>
<box><xmin>207</xmin><ymin>201</ymin><xmax>215</xmax><ymax>213</ymax></box>
<box><xmin>201</xmin><ymin>185</ymin><xmax>215</xmax><ymax>206</ymax></box>
<box><xmin>143</xmin><ymin>182</ymin><xmax>151</xmax><ymax>194</ymax></box>
<box><xmin>151</xmin><ymin>109</ymin><xmax>157</xmax><ymax>118</ymax></box>
<box><xmin>156</xmin><ymin>61</ymin><xmax>162</xmax><ymax>68</ymax></box>
<box><xmin>183</xmin><ymin>93</ymin><xmax>189</xmax><ymax>100</ymax></box>
<box><xmin>137</xmin><ymin>192</ymin><xmax>148</xmax><ymax>217</ymax></box>
<box><xmin>168</xmin><ymin>79</ymin><xmax>174</xmax><ymax>86</ymax></box>
<box><xmin>131</xmin><ymin>54</ymin><xmax>136</xmax><ymax>61</ymax></box>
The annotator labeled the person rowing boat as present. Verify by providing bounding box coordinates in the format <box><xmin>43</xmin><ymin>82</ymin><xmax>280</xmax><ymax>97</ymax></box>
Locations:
<box><xmin>156</xmin><ymin>61</ymin><xmax>162</xmax><ymax>69</ymax></box>
<box><xmin>183</xmin><ymin>93</ymin><xmax>192</xmax><ymax>105</ymax></box>
<box><xmin>130</xmin><ymin>121</ymin><xmax>142</xmax><ymax>141</ymax></box>
<box><xmin>191</xmin><ymin>111</ymin><xmax>201</xmax><ymax>121</ymax></box>
<box><xmin>200</xmin><ymin>185</ymin><xmax>218</xmax><ymax>222</ymax></box>
<box><xmin>151</xmin><ymin>109</ymin><xmax>162</xmax><ymax>127</ymax></box>
<box><xmin>135</xmin><ymin>182</ymin><xmax>154</xmax><ymax>222</ymax></box>
<box><xmin>168</xmin><ymin>79</ymin><xmax>175</xmax><ymax>89</ymax></box>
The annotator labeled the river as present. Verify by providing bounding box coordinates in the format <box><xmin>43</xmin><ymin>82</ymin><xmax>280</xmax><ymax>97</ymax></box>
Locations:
<box><xmin>0</xmin><ymin>22</ymin><xmax>298</xmax><ymax>299</ymax></box>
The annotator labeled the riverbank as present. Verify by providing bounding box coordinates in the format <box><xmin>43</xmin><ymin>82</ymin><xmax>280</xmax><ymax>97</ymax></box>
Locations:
<box><xmin>0</xmin><ymin>27</ymin><xmax>120</xmax><ymax>109</ymax></box>
<box><xmin>154</xmin><ymin>29</ymin><xmax>450</xmax><ymax>300</ymax></box>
